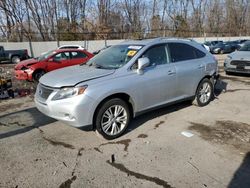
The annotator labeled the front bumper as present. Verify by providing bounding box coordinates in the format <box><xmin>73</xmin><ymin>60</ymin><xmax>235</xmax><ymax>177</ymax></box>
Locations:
<box><xmin>224</xmin><ymin>59</ymin><xmax>250</xmax><ymax>74</ymax></box>
<box><xmin>15</xmin><ymin>70</ymin><xmax>33</xmax><ymax>81</ymax></box>
<box><xmin>35</xmin><ymin>90</ymin><xmax>97</xmax><ymax>128</ymax></box>
<box><xmin>224</xmin><ymin>67</ymin><xmax>250</xmax><ymax>74</ymax></box>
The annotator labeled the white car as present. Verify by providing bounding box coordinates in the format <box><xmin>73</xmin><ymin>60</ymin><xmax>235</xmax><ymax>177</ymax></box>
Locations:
<box><xmin>58</xmin><ymin>45</ymin><xmax>85</xmax><ymax>50</ymax></box>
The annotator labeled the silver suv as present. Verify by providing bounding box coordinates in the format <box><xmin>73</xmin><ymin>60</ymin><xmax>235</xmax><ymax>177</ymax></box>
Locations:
<box><xmin>35</xmin><ymin>38</ymin><xmax>218</xmax><ymax>139</ymax></box>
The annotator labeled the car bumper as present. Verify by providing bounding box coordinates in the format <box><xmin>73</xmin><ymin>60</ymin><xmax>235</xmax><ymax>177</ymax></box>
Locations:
<box><xmin>224</xmin><ymin>67</ymin><xmax>250</xmax><ymax>74</ymax></box>
<box><xmin>15</xmin><ymin>70</ymin><xmax>33</xmax><ymax>81</ymax></box>
<box><xmin>35</xmin><ymin>91</ymin><xmax>97</xmax><ymax>128</ymax></box>
<box><xmin>224</xmin><ymin>59</ymin><xmax>250</xmax><ymax>74</ymax></box>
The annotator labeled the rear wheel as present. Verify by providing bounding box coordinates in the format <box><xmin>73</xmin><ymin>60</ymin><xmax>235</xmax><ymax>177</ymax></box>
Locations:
<box><xmin>33</xmin><ymin>70</ymin><xmax>45</xmax><ymax>82</ymax></box>
<box><xmin>95</xmin><ymin>98</ymin><xmax>131</xmax><ymax>140</ymax></box>
<box><xmin>193</xmin><ymin>78</ymin><xmax>213</xmax><ymax>107</ymax></box>
<box><xmin>11</xmin><ymin>56</ymin><xmax>21</xmax><ymax>64</ymax></box>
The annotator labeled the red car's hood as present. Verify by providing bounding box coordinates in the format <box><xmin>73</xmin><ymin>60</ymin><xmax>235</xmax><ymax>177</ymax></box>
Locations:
<box><xmin>15</xmin><ymin>58</ymin><xmax>38</xmax><ymax>70</ymax></box>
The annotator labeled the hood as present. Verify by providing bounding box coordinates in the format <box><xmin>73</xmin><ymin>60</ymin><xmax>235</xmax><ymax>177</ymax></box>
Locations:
<box><xmin>15</xmin><ymin>58</ymin><xmax>38</xmax><ymax>70</ymax></box>
<box><xmin>39</xmin><ymin>65</ymin><xmax>115</xmax><ymax>88</ymax></box>
<box><xmin>230</xmin><ymin>51</ymin><xmax>250</xmax><ymax>61</ymax></box>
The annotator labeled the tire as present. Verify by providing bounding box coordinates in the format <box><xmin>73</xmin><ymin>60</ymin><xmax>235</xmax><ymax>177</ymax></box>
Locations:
<box><xmin>193</xmin><ymin>78</ymin><xmax>213</xmax><ymax>107</ymax></box>
<box><xmin>95</xmin><ymin>98</ymin><xmax>131</xmax><ymax>140</ymax></box>
<box><xmin>33</xmin><ymin>70</ymin><xmax>45</xmax><ymax>82</ymax></box>
<box><xmin>11</xmin><ymin>56</ymin><xmax>21</xmax><ymax>64</ymax></box>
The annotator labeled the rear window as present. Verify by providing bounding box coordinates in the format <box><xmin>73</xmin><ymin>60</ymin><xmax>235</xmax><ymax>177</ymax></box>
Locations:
<box><xmin>168</xmin><ymin>43</ymin><xmax>205</xmax><ymax>63</ymax></box>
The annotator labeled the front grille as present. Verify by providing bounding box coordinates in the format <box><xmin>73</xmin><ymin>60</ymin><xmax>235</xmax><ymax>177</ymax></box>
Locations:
<box><xmin>38</xmin><ymin>84</ymin><xmax>54</xmax><ymax>99</ymax></box>
<box><xmin>230</xmin><ymin>61</ymin><xmax>250</xmax><ymax>66</ymax></box>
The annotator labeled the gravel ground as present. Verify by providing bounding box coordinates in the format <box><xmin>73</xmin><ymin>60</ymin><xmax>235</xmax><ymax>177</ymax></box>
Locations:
<box><xmin>0</xmin><ymin>54</ymin><xmax>250</xmax><ymax>188</ymax></box>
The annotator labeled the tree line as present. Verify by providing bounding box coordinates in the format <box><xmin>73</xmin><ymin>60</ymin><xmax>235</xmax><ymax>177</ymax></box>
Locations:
<box><xmin>0</xmin><ymin>0</ymin><xmax>250</xmax><ymax>42</ymax></box>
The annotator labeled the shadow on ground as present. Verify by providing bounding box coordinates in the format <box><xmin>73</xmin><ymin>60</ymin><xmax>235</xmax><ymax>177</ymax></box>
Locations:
<box><xmin>228</xmin><ymin>152</ymin><xmax>250</xmax><ymax>188</ymax></box>
<box><xmin>124</xmin><ymin>78</ymin><xmax>227</xmax><ymax>135</ymax></box>
<box><xmin>0</xmin><ymin>107</ymin><xmax>56</xmax><ymax>139</ymax></box>
<box><xmin>214</xmin><ymin>79</ymin><xmax>228</xmax><ymax>96</ymax></box>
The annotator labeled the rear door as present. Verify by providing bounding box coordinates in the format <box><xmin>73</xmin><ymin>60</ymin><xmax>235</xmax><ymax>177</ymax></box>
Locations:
<box><xmin>46</xmin><ymin>52</ymin><xmax>70</xmax><ymax>71</ymax></box>
<box><xmin>69</xmin><ymin>51</ymin><xmax>89</xmax><ymax>66</ymax></box>
<box><xmin>167</xmin><ymin>42</ymin><xmax>206</xmax><ymax>98</ymax></box>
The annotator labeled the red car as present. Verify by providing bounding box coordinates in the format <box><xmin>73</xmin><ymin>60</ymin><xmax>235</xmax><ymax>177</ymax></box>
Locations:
<box><xmin>14</xmin><ymin>49</ymin><xmax>93</xmax><ymax>81</ymax></box>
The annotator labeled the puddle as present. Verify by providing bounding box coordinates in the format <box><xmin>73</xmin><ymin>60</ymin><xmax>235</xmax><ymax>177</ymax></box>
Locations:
<box><xmin>77</xmin><ymin>148</ymin><xmax>84</xmax><ymax>156</ymax></box>
<box><xmin>38</xmin><ymin>128</ymin><xmax>75</xmax><ymax>150</ymax></box>
<box><xmin>106</xmin><ymin>160</ymin><xmax>173</xmax><ymax>188</ymax></box>
<box><xmin>94</xmin><ymin>147</ymin><xmax>103</xmax><ymax>153</ymax></box>
<box><xmin>137</xmin><ymin>134</ymin><xmax>148</xmax><ymax>138</ymax></box>
<box><xmin>189</xmin><ymin>121</ymin><xmax>250</xmax><ymax>152</ymax></box>
<box><xmin>42</xmin><ymin>137</ymin><xmax>75</xmax><ymax>149</ymax></box>
<box><xmin>100</xmin><ymin>139</ymin><xmax>131</xmax><ymax>152</ymax></box>
<box><xmin>225</xmin><ymin>89</ymin><xmax>250</xmax><ymax>93</ymax></box>
<box><xmin>59</xmin><ymin>176</ymin><xmax>76</xmax><ymax>188</ymax></box>
<box><xmin>154</xmin><ymin>121</ymin><xmax>165</xmax><ymax>129</ymax></box>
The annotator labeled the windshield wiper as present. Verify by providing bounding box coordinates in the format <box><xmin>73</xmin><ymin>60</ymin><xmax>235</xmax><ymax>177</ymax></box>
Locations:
<box><xmin>94</xmin><ymin>64</ymin><xmax>107</xmax><ymax>69</ymax></box>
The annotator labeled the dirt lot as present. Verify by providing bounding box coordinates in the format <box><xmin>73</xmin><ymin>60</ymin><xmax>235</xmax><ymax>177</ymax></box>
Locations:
<box><xmin>0</xmin><ymin>55</ymin><xmax>250</xmax><ymax>188</ymax></box>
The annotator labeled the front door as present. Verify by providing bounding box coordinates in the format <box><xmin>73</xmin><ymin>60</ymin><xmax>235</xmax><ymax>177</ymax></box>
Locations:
<box><xmin>131</xmin><ymin>44</ymin><xmax>177</xmax><ymax>111</ymax></box>
<box><xmin>46</xmin><ymin>52</ymin><xmax>70</xmax><ymax>71</ymax></box>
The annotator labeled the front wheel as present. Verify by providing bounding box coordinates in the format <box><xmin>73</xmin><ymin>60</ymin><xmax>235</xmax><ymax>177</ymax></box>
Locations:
<box><xmin>95</xmin><ymin>98</ymin><xmax>131</xmax><ymax>140</ymax></box>
<box><xmin>193</xmin><ymin>78</ymin><xmax>213</xmax><ymax>107</ymax></box>
<box><xmin>33</xmin><ymin>70</ymin><xmax>45</xmax><ymax>82</ymax></box>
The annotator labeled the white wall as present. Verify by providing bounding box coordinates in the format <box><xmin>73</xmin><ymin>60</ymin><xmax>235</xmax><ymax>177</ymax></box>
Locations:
<box><xmin>0</xmin><ymin>40</ymin><xmax>124</xmax><ymax>57</ymax></box>
<box><xmin>0</xmin><ymin>37</ymin><xmax>250</xmax><ymax>57</ymax></box>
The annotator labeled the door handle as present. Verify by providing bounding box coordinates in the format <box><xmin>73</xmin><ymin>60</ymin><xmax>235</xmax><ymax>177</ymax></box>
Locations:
<box><xmin>168</xmin><ymin>70</ymin><xmax>176</xmax><ymax>75</ymax></box>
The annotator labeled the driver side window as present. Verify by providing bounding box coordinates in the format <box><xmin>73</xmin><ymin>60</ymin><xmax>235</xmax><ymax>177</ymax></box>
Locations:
<box><xmin>143</xmin><ymin>45</ymin><xmax>168</xmax><ymax>66</ymax></box>
<box><xmin>53</xmin><ymin>52</ymin><xmax>69</xmax><ymax>61</ymax></box>
<box><xmin>131</xmin><ymin>44</ymin><xmax>169</xmax><ymax>70</ymax></box>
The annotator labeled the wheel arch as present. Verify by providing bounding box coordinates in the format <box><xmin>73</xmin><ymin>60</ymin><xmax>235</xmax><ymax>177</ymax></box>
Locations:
<box><xmin>32</xmin><ymin>69</ymin><xmax>46</xmax><ymax>80</ymax></box>
<box><xmin>92</xmin><ymin>92</ymin><xmax>135</xmax><ymax>129</ymax></box>
<box><xmin>196</xmin><ymin>75</ymin><xmax>213</xmax><ymax>94</ymax></box>
<box><xmin>10</xmin><ymin>54</ymin><xmax>20</xmax><ymax>61</ymax></box>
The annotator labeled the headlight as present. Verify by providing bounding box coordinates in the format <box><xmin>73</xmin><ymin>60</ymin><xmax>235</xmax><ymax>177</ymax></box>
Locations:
<box><xmin>227</xmin><ymin>55</ymin><xmax>232</xmax><ymax>60</ymax></box>
<box><xmin>52</xmin><ymin>85</ymin><xmax>87</xmax><ymax>100</ymax></box>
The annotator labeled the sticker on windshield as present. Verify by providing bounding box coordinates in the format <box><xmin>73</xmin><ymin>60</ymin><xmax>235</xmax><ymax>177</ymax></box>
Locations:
<box><xmin>127</xmin><ymin>50</ymin><xmax>137</xmax><ymax>57</ymax></box>
<box><xmin>128</xmin><ymin>45</ymin><xmax>142</xmax><ymax>50</ymax></box>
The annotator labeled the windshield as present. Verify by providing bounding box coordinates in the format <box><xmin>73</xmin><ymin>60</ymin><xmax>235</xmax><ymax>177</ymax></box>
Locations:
<box><xmin>86</xmin><ymin>45</ymin><xmax>144</xmax><ymax>69</ymax></box>
<box><xmin>37</xmin><ymin>50</ymin><xmax>55</xmax><ymax>61</ymax></box>
<box><xmin>239</xmin><ymin>43</ymin><xmax>250</xmax><ymax>51</ymax></box>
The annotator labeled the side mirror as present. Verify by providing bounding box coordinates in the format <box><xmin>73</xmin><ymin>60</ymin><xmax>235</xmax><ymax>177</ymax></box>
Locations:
<box><xmin>137</xmin><ymin>57</ymin><xmax>150</xmax><ymax>75</ymax></box>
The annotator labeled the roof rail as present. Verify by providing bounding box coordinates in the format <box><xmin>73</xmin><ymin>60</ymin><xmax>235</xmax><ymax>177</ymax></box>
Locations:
<box><xmin>136</xmin><ymin>37</ymin><xmax>197</xmax><ymax>43</ymax></box>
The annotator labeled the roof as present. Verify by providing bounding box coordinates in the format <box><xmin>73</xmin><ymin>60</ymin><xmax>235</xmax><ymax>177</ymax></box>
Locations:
<box><xmin>54</xmin><ymin>49</ymin><xmax>87</xmax><ymax>53</ymax></box>
<box><xmin>120</xmin><ymin>37</ymin><xmax>197</xmax><ymax>46</ymax></box>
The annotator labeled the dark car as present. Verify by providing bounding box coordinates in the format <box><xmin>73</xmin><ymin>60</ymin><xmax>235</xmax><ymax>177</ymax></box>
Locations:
<box><xmin>204</xmin><ymin>40</ymin><xmax>223</xmax><ymax>51</ymax></box>
<box><xmin>211</xmin><ymin>41</ymin><xmax>240</xmax><ymax>54</ymax></box>
<box><xmin>0</xmin><ymin>46</ymin><xmax>29</xmax><ymax>63</ymax></box>
<box><xmin>14</xmin><ymin>49</ymin><xmax>94</xmax><ymax>81</ymax></box>
<box><xmin>237</xmin><ymin>39</ymin><xmax>250</xmax><ymax>47</ymax></box>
